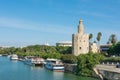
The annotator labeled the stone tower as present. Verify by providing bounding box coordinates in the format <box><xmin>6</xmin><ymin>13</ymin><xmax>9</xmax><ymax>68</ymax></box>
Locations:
<box><xmin>72</xmin><ymin>19</ymin><xmax>89</xmax><ymax>56</ymax></box>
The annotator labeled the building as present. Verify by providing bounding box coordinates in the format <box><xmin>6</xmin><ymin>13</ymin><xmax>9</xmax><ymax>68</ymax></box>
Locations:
<box><xmin>90</xmin><ymin>42</ymin><xmax>98</xmax><ymax>53</ymax></box>
<box><xmin>90</xmin><ymin>43</ymin><xmax>112</xmax><ymax>53</ymax></box>
<box><xmin>72</xmin><ymin>19</ymin><xmax>89</xmax><ymax>56</ymax></box>
<box><xmin>100</xmin><ymin>44</ymin><xmax>112</xmax><ymax>53</ymax></box>
<box><xmin>56</xmin><ymin>41</ymin><xmax>72</xmax><ymax>47</ymax></box>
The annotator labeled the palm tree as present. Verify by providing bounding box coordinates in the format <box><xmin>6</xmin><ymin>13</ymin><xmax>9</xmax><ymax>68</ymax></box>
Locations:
<box><xmin>109</xmin><ymin>34</ymin><xmax>117</xmax><ymax>44</ymax></box>
<box><xmin>89</xmin><ymin>33</ymin><xmax>93</xmax><ymax>44</ymax></box>
<box><xmin>96</xmin><ymin>32</ymin><xmax>102</xmax><ymax>53</ymax></box>
<box><xmin>89</xmin><ymin>33</ymin><xmax>93</xmax><ymax>52</ymax></box>
<box><xmin>94</xmin><ymin>41</ymin><xmax>97</xmax><ymax>43</ymax></box>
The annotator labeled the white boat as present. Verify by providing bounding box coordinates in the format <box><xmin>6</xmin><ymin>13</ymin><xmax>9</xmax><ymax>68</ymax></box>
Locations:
<box><xmin>45</xmin><ymin>58</ymin><xmax>64</xmax><ymax>72</ymax></box>
<box><xmin>10</xmin><ymin>54</ymin><xmax>18</xmax><ymax>60</ymax></box>
<box><xmin>24</xmin><ymin>56</ymin><xmax>45</xmax><ymax>66</ymax></box>
<box><xmin>0</xmin><ymin>54</ymin><xmax>2</xmax><ymax>56</ymax></box>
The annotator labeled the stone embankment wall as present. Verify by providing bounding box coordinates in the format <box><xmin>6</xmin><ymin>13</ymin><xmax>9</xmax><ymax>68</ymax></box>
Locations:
<box><xmin>100</xmin><ymin>71</ymin><xmax>120</xmax><ymax>80</ymax></box>
<box><xmin>64</xmin><ymin>63</ymin><xmax>77</xmax><ymax>73</ymax></box>
<box><xmin>95</xmin><ymin>64</ymin><xmax>120</xmax><ymax>80</ymax></box>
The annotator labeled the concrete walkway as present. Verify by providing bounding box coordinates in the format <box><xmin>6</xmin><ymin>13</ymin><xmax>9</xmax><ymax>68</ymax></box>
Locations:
<box><xmin>95</xmin><ymin>64</ymin><xmax>120</xmax><ymax>73</ymax></box>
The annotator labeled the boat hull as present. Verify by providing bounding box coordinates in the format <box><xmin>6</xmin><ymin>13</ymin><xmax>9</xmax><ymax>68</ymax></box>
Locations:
<box><xmin>45</xmin><ymin>64</ymin><xmax>64</xmax><ymax>72</ymax></box>
<box><xmin>24</xmin><ymin>57</ymin><xmax>44</xmax><ymax>67</ymax></box>
<box><xmin>10</xmin><ymin>58</ymin><xmax>18</xmax><ymax>60</ymax></box>
<box><xmin>24</xmin><ymin>61</ymin><xmax>44</xmax><ymax>66</ymax></box>
<box><xmin>10</xmin><ymin>54</ymin><xmax>18</xmax><ymax>60</ymax></box>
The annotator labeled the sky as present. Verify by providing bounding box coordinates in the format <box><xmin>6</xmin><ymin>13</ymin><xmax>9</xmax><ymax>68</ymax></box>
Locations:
<box><xmin>0</xmin><ymin>0</ymin><xmax>120</xmax><ymax>47</ymax></box>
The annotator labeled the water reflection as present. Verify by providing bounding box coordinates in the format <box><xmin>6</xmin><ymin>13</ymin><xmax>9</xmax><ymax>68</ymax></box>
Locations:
<box><xmin>10</xmin><ymin>60</ymin><xmax>18</xmax><ymax>63</ymax></box>
<box><xmin>52</xmin><ymin>71</ymin><xmax>64</xmax><ymax>80</ymax></box>
<box><xmin>30</xmin><ymin>66</ymin><xmax>44</xmax><ymax>71</ymax></box>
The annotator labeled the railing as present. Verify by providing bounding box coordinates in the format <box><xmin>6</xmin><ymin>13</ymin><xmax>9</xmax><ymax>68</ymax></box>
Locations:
<box><xmin>101</xmin><ymin>62</ymin><xmax>120</xmax><ymax>66</ymax></box>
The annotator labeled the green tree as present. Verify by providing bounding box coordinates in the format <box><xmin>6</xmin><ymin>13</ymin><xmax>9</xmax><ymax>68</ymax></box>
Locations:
<box><xmin>47</xmin><ymin>53</ymin><xmax>62</xmax><ymax>59</ymax></box>
<box><xmin>0</xmin><ymin>45</ymin><xmax>73</xmax><ymax>57</ymax></box>
<box><xmin>89</xmin><ymin>33</ymin><xmax>93</xmax><ymax>42</ymax></box>
<box><xmin>76</xmin><ymin>53</ymin><xmax>104</xmax><ymax>76</ymax></box>
<box><xmin>108</xmin><ymin>42</ymin><xmax>120</xmax><ymax>56</ymax></box>
<box><xmin>61</xmin><ymin>54</ymin><xmax>77</xmax><ymax>64</ymax></box>
<box><xmin>56</xmin><ymin>46</ymin><xmax>72</xmax><ymax>54</ymax></box>
<box><xmin>96</xmin><ymin>32</ymin><xmax>102</xmax><ymax>53</ymax></box>
<box><xmin>109</xmin><ymin>34</ymin><xmax>117</xmax><ymax>44</ymax></box>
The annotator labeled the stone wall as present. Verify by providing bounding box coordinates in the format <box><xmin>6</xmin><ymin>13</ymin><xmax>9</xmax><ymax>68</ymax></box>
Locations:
<box><xmin>64</xmin><ymin>63</ymin><xmax>77</xmax><ymax>73</ymax></box>
<box><xmin>100</xmin><ymin>71</ymin><xmax>120</xmax><ymax>80</ymax></box>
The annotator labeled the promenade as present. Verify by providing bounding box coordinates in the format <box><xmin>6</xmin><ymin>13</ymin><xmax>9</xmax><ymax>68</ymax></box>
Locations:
<box><xmin>95</xmin><ymin>64</ymin><xmax>120</xmax><ymax>80</ymax></box>
<box><xmin>96</xmin><ymin>64</ymin><xmax>120</xmax><ymax>73</ymax></box>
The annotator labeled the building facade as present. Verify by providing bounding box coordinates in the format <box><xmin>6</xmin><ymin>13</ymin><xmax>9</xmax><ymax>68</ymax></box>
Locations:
<box><xmin>100</xmin><ymin>44</ymin><xmax>112</xmax><ymax>53</ymax></box>
<box><xmin>90</xmin><ymin>42</ymin><xmax>98</xmax><ymax>53</ymax></box>
<box><xmin>56</xmin><ymin>41</ymin><xmax>72</xmax><ymax>47</ymax></box>
<box><xmin>72</xmin><ymin>19</ymin><xmax>89</xmax><ymax>56</ymax></box>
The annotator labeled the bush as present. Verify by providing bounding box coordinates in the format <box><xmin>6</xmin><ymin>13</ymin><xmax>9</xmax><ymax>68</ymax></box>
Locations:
<box><xmin>108</xmin><ymin>42</ymin><xmax>120</xmax><ymax>56</ymax></box>
<box><xmin>61</xmin><ymin>54</ymin><xmax>77</xmax><ymax>64</ymax></box>
<box><xmin>76</xmin><ymin>53</ymin><xmax>104</xmax><ymax>76</ymax></box>
<box><xmin>47</xmin><ymin>53</ymin><xmax>62</xmax><ymax>59</ymax></box>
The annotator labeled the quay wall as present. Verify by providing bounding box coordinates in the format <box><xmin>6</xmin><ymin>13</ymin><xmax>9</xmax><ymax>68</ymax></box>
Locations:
<box><xmin>64</xmin><ymin>63</ymin><xmax>77</xmax><ymax>73</ymax></box>
<box><xmin>99</xmin><ymin>70</ymin><xmax>120</xmax><ymax>80</ymax></box>
<box><xmin>95</xmin><ymin>64</ymin><xmax>120</xmax><ymax>80</ymax></box>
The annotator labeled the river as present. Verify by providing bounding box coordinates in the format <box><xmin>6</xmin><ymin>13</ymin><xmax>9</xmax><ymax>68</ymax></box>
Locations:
<box><xmin>0</xmin><ymin>56</ymin><xmax>98</xmax><ymax>80</ymax></box>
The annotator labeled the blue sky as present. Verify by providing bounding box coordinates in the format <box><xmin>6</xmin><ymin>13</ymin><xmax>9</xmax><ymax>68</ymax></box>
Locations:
<box><xmin>0</xmin><ymin>0</ymin><xmax>120</xmax><ymax>47</ymax></box>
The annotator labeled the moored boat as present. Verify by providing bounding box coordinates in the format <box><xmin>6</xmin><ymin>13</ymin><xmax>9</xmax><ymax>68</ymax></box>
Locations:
<box><xmin>45</xmin><ymin>58</ymin><xmax>64</xmax><ymax>72</ymax></box>
<box><xmin>18</xmin><ymin>57</ymin><xmax>25</xmax><ymax>62</ymax></box>
<box><xmin>24</xmin><ymin>56</ymin><xmax>45</xmax><ymax>66</ymax></box>
<box><xmin>10</xmin><ymin>54</ymin><xmax>18</xmax><ymax>60</ymax></box>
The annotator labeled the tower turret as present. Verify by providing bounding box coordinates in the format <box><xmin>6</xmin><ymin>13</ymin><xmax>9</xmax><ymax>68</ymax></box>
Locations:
<box><xmin>78</xmin><ymin>19</ymin><xmax>84</xmax><ymax>34</ymax></box>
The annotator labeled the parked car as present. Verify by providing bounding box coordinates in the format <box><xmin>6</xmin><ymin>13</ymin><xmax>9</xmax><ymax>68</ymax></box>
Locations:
<box><xmin>116</xmin><ymin>64</ymin><xmax>120</xmax><ymax>68</ymax></box>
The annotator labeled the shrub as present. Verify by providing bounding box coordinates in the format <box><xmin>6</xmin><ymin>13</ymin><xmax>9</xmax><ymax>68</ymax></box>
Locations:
<box><xmin>61</xmin><ymin>54</ymin><xmax>77</xmax><ymax>64</ymax></box>
<box><xmin>76</xmin><ymin>53</ymin><xmax>104</xmax><ymax>76</ymax></box>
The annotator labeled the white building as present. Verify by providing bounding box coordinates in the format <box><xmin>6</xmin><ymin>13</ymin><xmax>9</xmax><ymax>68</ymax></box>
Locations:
<box><xmin>90</xmin><ymin>43</ymin><xmax>98</xmax><ymax>53</ymax></box>
<box><xmin>56</xmin><ymin>41</ymin><xmax>72</xmax><ymax>47</ymax></box>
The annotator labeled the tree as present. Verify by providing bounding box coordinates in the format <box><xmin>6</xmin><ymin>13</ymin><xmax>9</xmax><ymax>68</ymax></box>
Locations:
<box><xmin>76</xmin><ymin>53</ymin><xmax>104</xmax><ymax>76</ymax></box>
<box><xmin>96</xmin><ymin>32</ymin><xmax>102</xmax><ymax>53</ymax></box>
<box><xmin>108</xmin><ymin>42</ymin><xmax>120</xmax><ymax>56</ymax></box>
<box><xmin>0</xmin><ymin>45</ymin><xmax>73</xmax><ymax>57</ymax></box>
<box><xmin>109</xmin><ymin>34</ymin><xmax>117</xmax><ymax>45</ymax></box>
<box><xmin>61</xmin><ymin>54</ymin><xmax>77</xmax><ymax>64</ymax></box>
<box><xmin>89</xmin><ymin>33</ymin><xmax>93</xmax><ymax>44</ymax></box>
<box><xmin>56</xmin><ymin>46</ymin><xmax>72</xmax><ymax>54</ymax></box>
<box><xmin>96</xmin><ymin>32</ymin><xmax>102</xmax><ymax>43</ymax></box>
<box><xmin>93</xmin><ymin>41</ymin><xmax>97</xmax><ymax>43</ymax></box>
<box><xmin>89</xmin><ymin>33</ymin><xmax>93</xmax><ymax>40</ymax></box>
<box><xmin>47</xmin><ymin>53</ymin><xmax>62</xmax><ymax>59</ymax></box>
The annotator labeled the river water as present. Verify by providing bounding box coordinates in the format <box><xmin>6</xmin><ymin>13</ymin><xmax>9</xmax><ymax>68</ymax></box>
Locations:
<box><xmin>0</xmin><ymin>56</ymin><xmax>98</xmax><ymax>80</ymax></box>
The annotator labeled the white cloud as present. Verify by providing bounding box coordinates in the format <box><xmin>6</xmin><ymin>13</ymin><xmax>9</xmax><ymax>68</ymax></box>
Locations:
<box><xmin>0</xmin><ymin>17</ymin><xmax>74</xmax><ymax>34</ymax></box>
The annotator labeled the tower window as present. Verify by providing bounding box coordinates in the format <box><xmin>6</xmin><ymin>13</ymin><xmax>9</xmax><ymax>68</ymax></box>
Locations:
<box><xmin>79</xmin><ymin>47</ymin><xmax>81</xmax><ymax>50</ymax></box>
